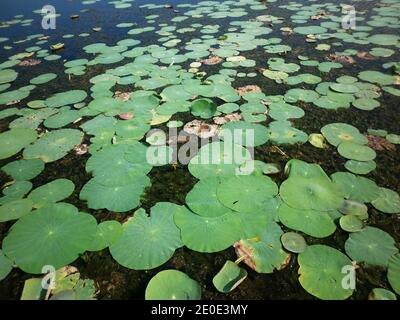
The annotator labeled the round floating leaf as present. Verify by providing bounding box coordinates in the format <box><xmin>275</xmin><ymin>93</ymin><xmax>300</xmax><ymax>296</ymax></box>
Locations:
<box><xmin>23</xmin><ymin>129</ymin><xmax>83</xmax><ymax>163</ymax></box>
<box><xmin>2</xmin><ymin>204</ymin><xmax>97</xmax><ymax>274</ymax></box>
<box><xmin>338</xmin><ymin>142</ymin><xmax>376</xmax><ymax>161</ymax></box>
<box><xmin>308</xmin><ymin>133</ymin><xmax>326</xmax><ymax>148</ymax></box>
<box><xmin>339</xmin><ymin>200</ymin><xmax>368</xmax><ymax>220</ymax></box>
<box><xmin>234</xmin><ymin>221</ymin><xmax>290</xmax><ymax>273</ymax></box>
<box><xmin>0</xmin><ymin>128</ymin><xmax>37</xmax><ymax>160</ymax></box>
<box><xmin>87</xmin><ymin>221</ymin><xmax>122</xmax><ymax>252</ymax></box>
<box><xmin>281</xmin><ymin>232</ymin><xmax>307</xmax><ymax>253</ymax></box>
<box><xmin>298</xmin><ymin>245</ymin><xmax>354</xmax><ymax>300</ymax></box>
<box><xmin>213</xmin><ymin>261</ymin><xmax>247</xmax><ymax>293</ymax></box>
<box><xmin>368</xmin><ymin>288</ymin><xmax>397</xmax><ymax>300</ymax></box>
<box><xmin>45</xmin><ymin>90</ymin><xmax>87</xmax><ymax>108</ymax></box>
<box><xmin>28</xmin><ymin>179</ymin><xmax>75</xmax><ymax>208</ymax></box>
<box><xmin>0</xmin><ymin>249</ymin><xmax>12</xmax><ymax>281</ymax></box>
<box><xmin>174</xmin><ymin>210</ymin><xmax>241</xmax><ymax>253</ymax></box>
<box><xmin>331</xmin><ymin>172</ymin><xmax>380</xmax><ymax>203</ymax></box>
<box><xmin>0</xmin><ymin>198</ymin><xmax>33</xmax><ymax>222</ymax></box>
<box><xmin>344</xmin><ymin>160</ymin><xmax>376</xmax><ymax>175</ymax></box>
<box><xmin>1</xmin><ymin>158</ymin><xmax>44</xmax><ymax>181</ymax></box>
<box><xmin>217</xmin><ymin>175</ymin><xmax>278</xmax><ymax>213</ymax></box>
<box><xmin>388</xmin><ymin>253</ymin><xmax>400</xmax><ymax>295</ymax></box>
<box><xmin>145</xmin><ymin>270</ymin><xmax>201</xmax><ymax>300</ymax></box>
<box><xmin>371</xmin><ymin>187</ymin><xmax>400</xmax><ymax>214</ymax></box>
<box><xmin>219</xmin><ymin>121</ymin><xmax>268</xmax><ymax>147</ymax></box>
<box><xmin>345</xmin><ymin>227</ymin><xmax>398</xmax><ymax>267</ymax></box>
<box><xmin>0</xmin><ymin>69</ymin><xmax>18</xmax><ymax>84</ymax></box>
<box><xmin>30</xmin><ymin>73</ymin><xmax>57</xmax><ymax>85</ymax></box>
<box><xmin>321</xmin><ymin>123</ymin><xmax>367</xmax><ymax>147</ymax></box>
<box><xmin>186</xmin><ymin>180</ymin><xmax>230</xmax><ymax>218</ymax></box>
<box><xmin>110</xmin><ymin>203</ymin><xmax>183</xmax><ymax>269</ymax></box>
<box><xmin>339</xmin><ymin>215</ymin><xmax>365</xmax><ymax>232</ymax></box>
<box><xmin>80</xmin><ymin>176</ymin><xmax>150</xmax><ymax>213</ymax></box>
<box><xmin>190</xmin><ymin>98</ymin><xmax>217</xmax><ymax>119</ymax></box>
<box><xmin>280</xmin><ymin>176</ymin><xmax>344</xmax><ymax>211</ymax></box>
<box><xmin>278</xmin><ymin>203</ymin><xmax>336</xmax><ymax>238</ymax></box>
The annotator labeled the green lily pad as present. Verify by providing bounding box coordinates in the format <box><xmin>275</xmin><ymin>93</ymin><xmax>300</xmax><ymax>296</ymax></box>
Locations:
<box><xmin>339</xmin><ymin>215</ymin><xmax>365</xmax><ymax>232</ymax></box>
<box><xmin>80</xmin><ymin>175</ymin><xmax>150</xmax><ymax>213</ymax></box>
<box><xmin>280</xmin><ymin>176</ymin><xmax>344</xmax><ymax>211</ymax></box>
<box><xmin>308</xmin><ymin>133</ymin><xmax>326</xmax><ymax>148</ymax></box>
<box><xmin>344</xmin><ymin>160</ymin><xmax>376</xmax><ymax>175</ymax></box>
<box><xmin>1</xmin><ymin>158</ymin><xmax>44</xmax><ymax>181</ymax></box>
<box><xmin>87</xmin><ymin>221</ymin><xmax>122</xmax><ymax>252</ymax></box>
<box><xmin>298</xmin><ymin>245</ymin><xmax>354</xmax><ymax>300</ymax></box>
<box><xmin>186</xmin><ymin>180</ymin><xmax>230</xmax><ymax>218</ymax></box>
<box><xmin>321</xmin><ymin>123</ymin><xmax>367</xmax><ymax>147</ymax></box>
<box><xmin>339</xmin><ymin>200</ymin><xmax>368</xmax><ymax>220</ymax></box>
<box><xmin>0</xmin><ymin>128</ymin><xmax>37</xmax><ymax>160</ymax></box>
<box><xmin>110</xmin><ymin>203</ymin><xmax>183</xmax><ymax>269</ymax></box>
<box><xmin>371</xmin><ymin>187</ymin><xmax>400</xmax><ymax>214</ymax></box>
<box><xmin>0</xmin><ymin>249</ymin><xmax>13</xmax><ymax>281</ymax></box>
<box><xmin>45</xmin><ymin>90</ymin><xmax>87</xmax><ymax>108</ymax></box>
<box><xmin>145</xmin><ymin>270</ymin><xmax>201</xmax><ymax>300</ymax></box>
<box><xmin>278</xmin><ymin>203</ymin><xmax>336</xmax><ymax>238</ymax></box>
<box><xmin>331</xmin><ymin>172</ymin><xmax>380</xmax><ymax>203</ymax></box>
<box><xmin>190</xmin><ymin>98</ymin><xmax>217</xmax><ymax>119</ymax></box>
<box><xmin>368</xmin><ymin>288</ymin><xmax>397</xmax><ymax>300</ymax></box>
<box><xmin>219</xmin><ymin>121</ymin><xmax>269</xmax><ymax>147</ymax></box>
<box><xmin>338</xmin><ymin>142</ymin><xmax>376</xmax><ymax>161</ymax></box>
<box><xmin>2</xmin><ymin>203</ymin><xmax>97</xmax><ymax>274</ymax></box>
<box><xmin>0</xmin><ymin>69</ymin><xmax>18</xmax><ymax>84</ymax></box>
<box><xmin>23</xmin><ymin>129</ymin><xmax>83</xmax><ymax>163</ymax></box>
<box><xmin>281</xmin><ymin>232</ymin><xmax>307</xmax><ymax>253</ymax></box>
<box><xmin>345</xmin><ymin>227</ymin><xmax>398</xmax><ymax>267</ymax></box>
<box><xmin>0</xmin><ymin>198</ymin><xmax>33</xmax><ymax>222</ymax></box>
<box><xmin>213</xmin><ymin>261</ymin><xmax>247</xmax><ymax>293</ymax></box>
<box><xmin>174</xmin><ymin>209</ymin><xmax>241</xmax><ymax>253</ymax></box>
<box><xmin>28</xmin><ymin>179</ymin><xmax>74</xmax><ymax>208</ymax></box>
<box><xmin>387</xmin><ymin>253</ymin><xmax>400</xmax><ymax>295</ymax></box>
<box><xmin>216</xmin><ymin>175</ymin><xmax>278</xmax><ymax>213</ymax></box>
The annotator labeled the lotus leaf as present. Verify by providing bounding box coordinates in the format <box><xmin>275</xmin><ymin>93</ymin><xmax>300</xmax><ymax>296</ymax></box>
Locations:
<box><xmin>2</xmin><ymin>203</ymin><xmax>97</xmax><ymax>274</ymax></box>
<box><xmin>174</xmin><ymin>209</ymin><xmax>241</xmax><ymax>253</ymax></box>
<box><xmin>281</xmin><ymin>232</ymin><xmax>307</xmax><ymax>253</ymax></box>
<box><xmin>280</xmin><ymin>176</ymin><xmax>344</xmax><ymax>211</ymax></box>
<box><xmin>145</xmin><ymin>270</ymin><xmax>201</xmax><ymax>300</ymax></box>
<box><xmin>0</xmin><ymin>128</ymin><xmax>37</xmax><ymax>160</ymax></box>
<box><xmin>321</xmin><ymin>123</ymin><xmax>367</xmax><ymax>147</ymax></box>
<box><xmin>331</xmin><ymin>172</ymin><xmax>380</xmax><ymax>203</ymax></box>
<box><xmin>371</xmin><ymin>187</ymin><xmax>400</xmax><ymax>214</ymax></box>
<box><xmin>23</xmin><ymin>129</ymin><xmax>83</xmax><ymax>163</ymax></box>
<box><xmin>345</xmin><ymin>227</ymin><xmax>398</xmax><ymax>267</ymax></box>
<box><xmin>186</xmin><ymin>180</ymin><xmax>230</xmax><ymax>218</ymax></box>
<box><xmin>87</xmin><ymin>221</ymin><xmax>122</xmax><ymax>252</ymax></box>
<box><xmin>344</xmin><ymin>160</ymin><xmax>376</xmax><ymax>175</ymax></box>
<box><xmin>1</xmin><ymin>158</ymin><xmax>44</xmax><ymax>181</ymax></box>
<box><xmin>338</xmin><ymin>142</ymin><xmax>376</xmax><ymax>161</ymax></box>
<box><xmin>0</xmin><ymin>249</ymin><xmax>12</xmax><ymax>281</ymax></box>
<box><xmin>80</xmin><ymin>176</ymin><xmax>150</xmax><ymax>212</ymax></box>
<box><xmin>387</xmin><ymin>253</ymin><xmax>400</xmax><ymax>295</ymax></box>
<box><xmin>298</xmin><ymin>245</ymin><xmax>354</xmax><ymax>300</ymax></box>
<box><xmin>45</xmin><ymin>90</ymin><xmax>87</xmax><ymax>108</ymax></box>
<box><xmin>339</xmin><ymin>215</ymin><xmax>365</xmax><ymax>233</ymax></box>
<box><xmin>213</xmin><ymin>261</ymin><xmax>247</xmax><ymax>293</ymax></box>
<box><xmin>278</xmin><ymin>203</ymin><xmax>336</xmax><ymax>238</ymax></box>
<box><xmin>190</xmin><ymin>98</ymin><xmax>217</xmax><ymax>119</ymax></box>
<box><xmin>219</xmin><ymin>121</ymin><xmax>268</xmax><ymax>147</ymax></box>
<box><xmin>110</xmin><ymin>203</ymin><xmax>183</xmax><ymax>269</ymax></box>
<box><xmin>217</xmin><ymin>175</ymin><xmax>278</xmax><ymax>213</ymax></box>
<box><xmin>0</xmin><ymin>198</ymin><xmax>33</xmax><ymax>222</ymax></box>
<box><xmin>368</xmin><ymin>288</ymin><xmax>397</xmax><ymax>300</ymax></box>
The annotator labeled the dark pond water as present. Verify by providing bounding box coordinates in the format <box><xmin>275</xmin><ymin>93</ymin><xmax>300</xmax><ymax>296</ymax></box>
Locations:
<box><xmin>0</xmin><ymin>0</ymin><xmax>399</xmax><ymax>300</ymax></box>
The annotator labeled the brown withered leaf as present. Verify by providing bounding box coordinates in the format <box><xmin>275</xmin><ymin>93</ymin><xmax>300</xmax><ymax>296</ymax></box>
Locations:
<box><xmin>200</xmin><ymin>55</ymin><xmax>223</xmax><ymax>65</ymax></box>
<box><xmin>366</xmin><ymin>134</ymin><xmax>395</xmax><ymax>151</ymax></box>
<box><xmin>235</xmin><ymin>85</ymin><xmax>262</xmax><ymax>96</ymax></box>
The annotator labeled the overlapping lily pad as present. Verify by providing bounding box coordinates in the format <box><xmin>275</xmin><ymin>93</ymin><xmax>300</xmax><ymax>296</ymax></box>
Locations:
<box><xmin>110</xmin><ymin>203</ymin><xmax>183</xmax><ymax>269</ymax></box>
